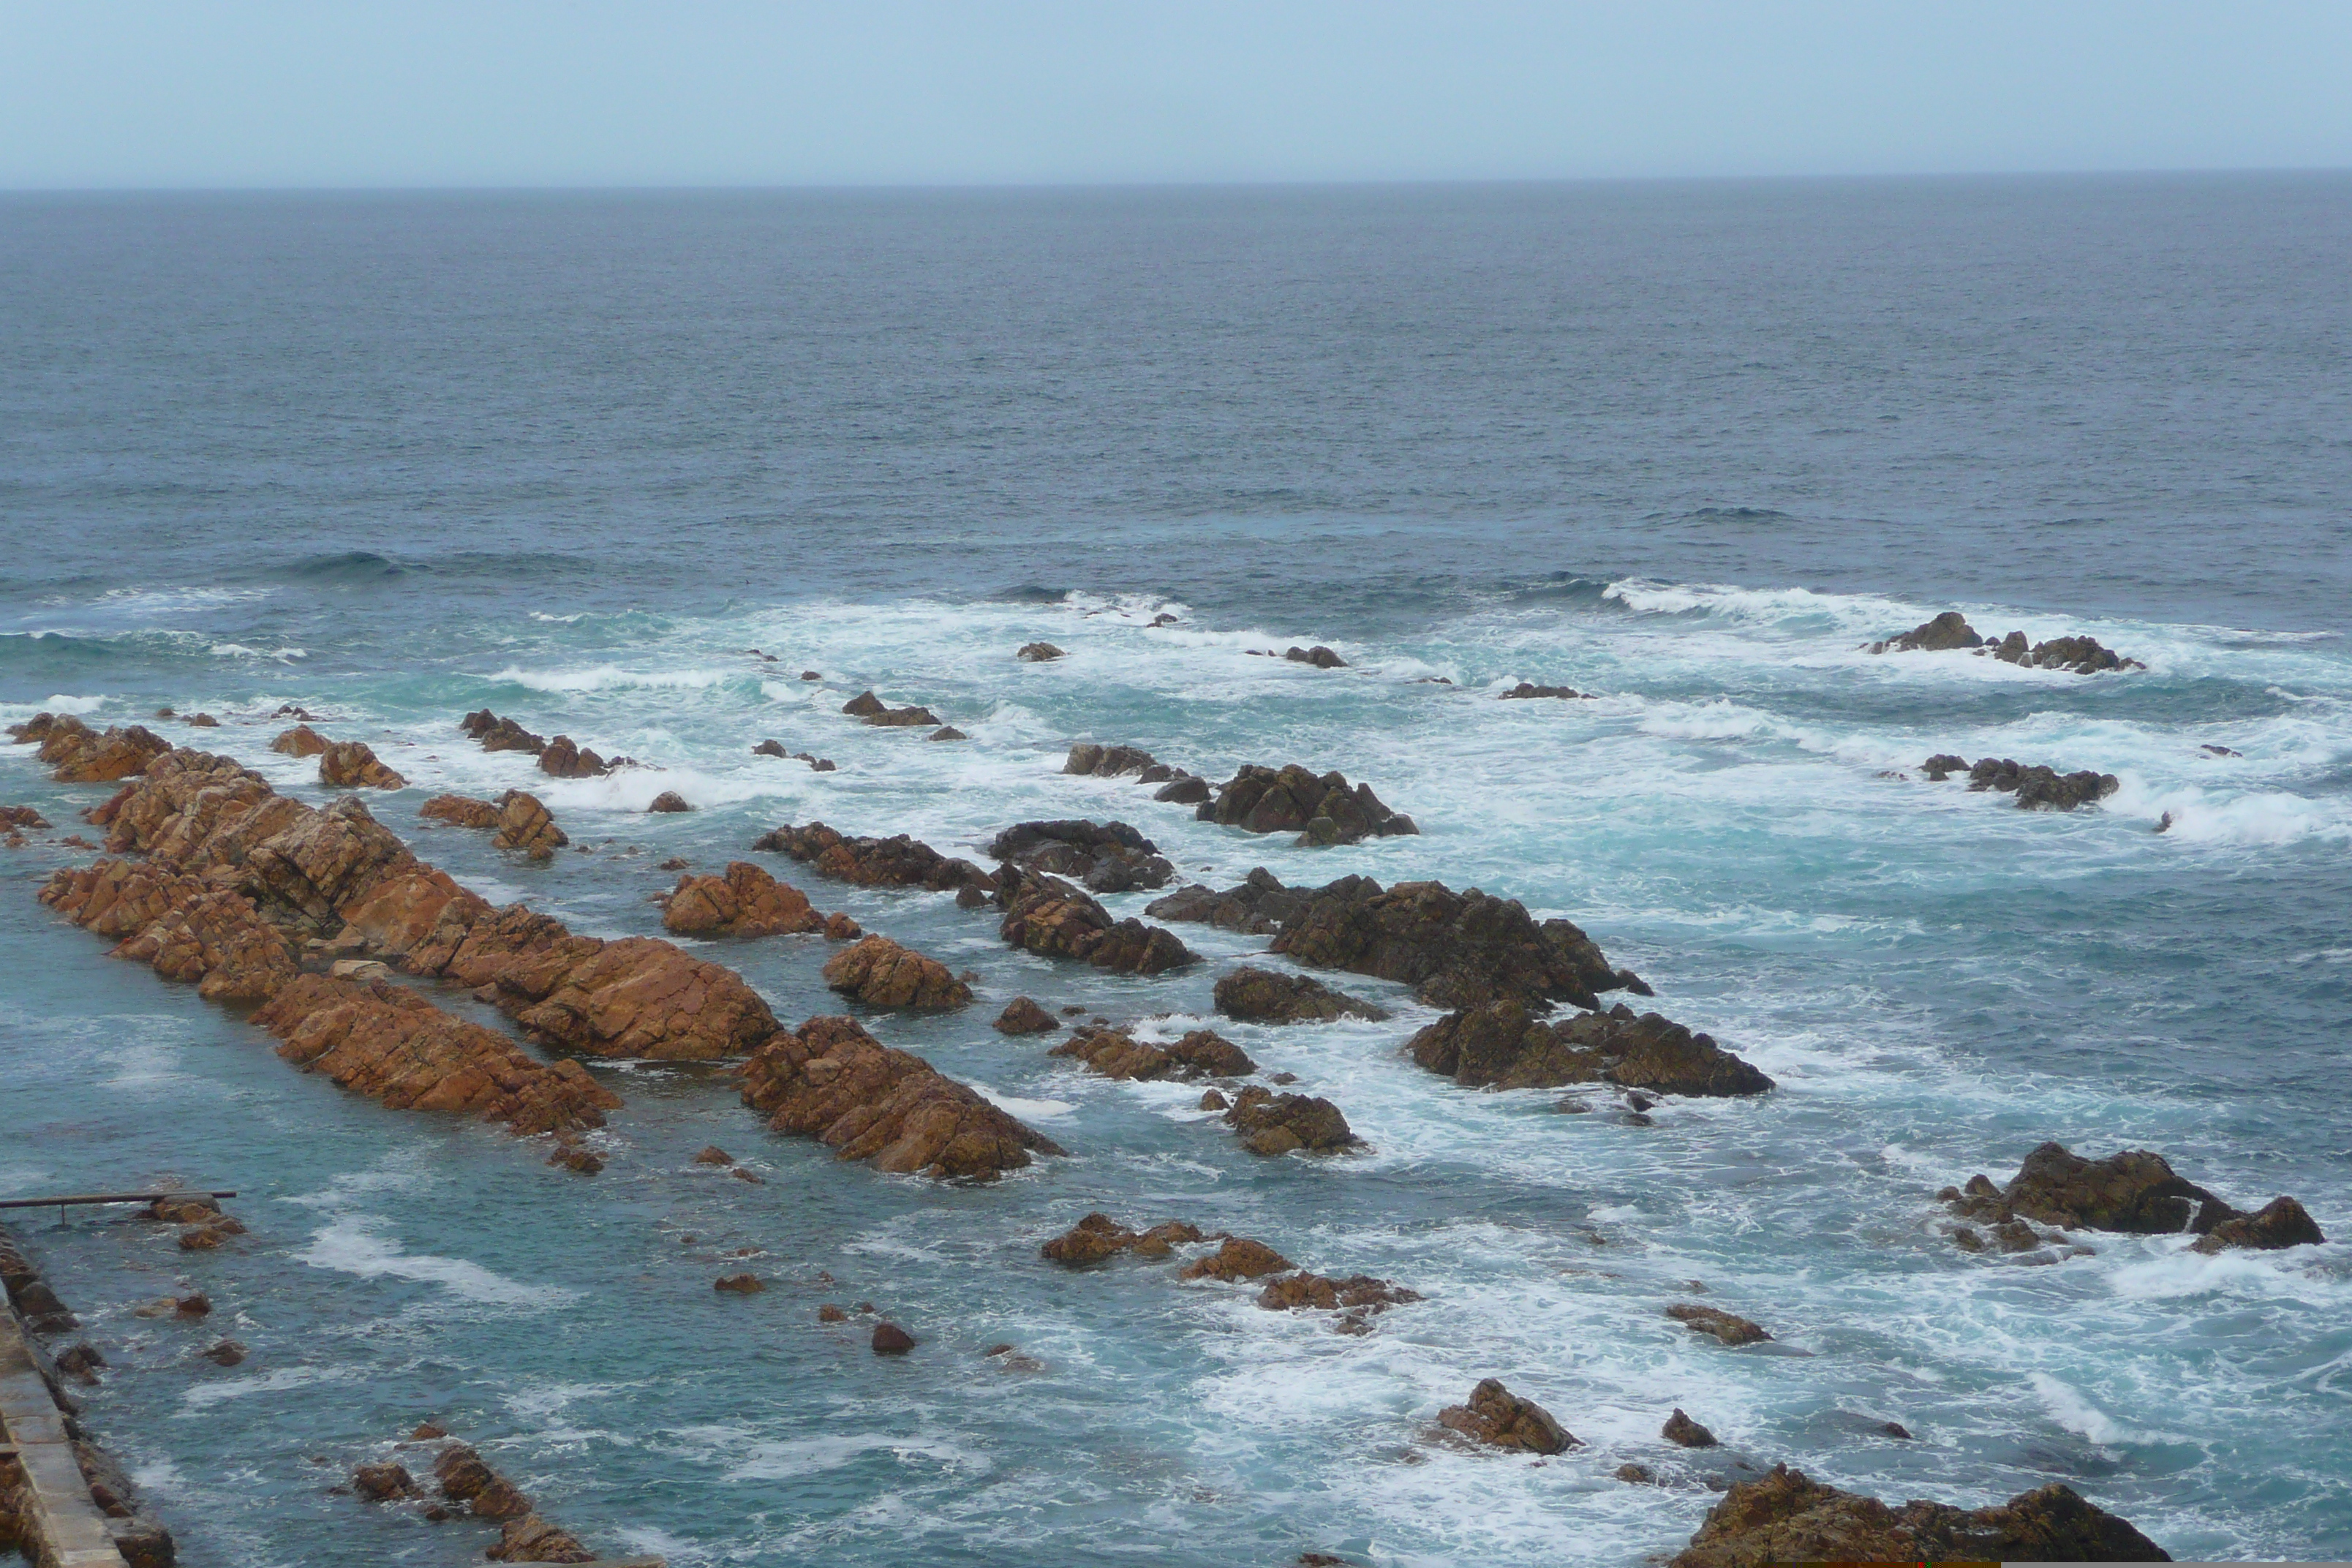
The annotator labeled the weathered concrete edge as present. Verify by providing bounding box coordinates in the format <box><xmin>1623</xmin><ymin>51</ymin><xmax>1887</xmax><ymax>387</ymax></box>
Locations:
<box><xmin>0</xmin><ymin>1300</ymin><xmax>129</xmax><ymax>1568</ymax></box>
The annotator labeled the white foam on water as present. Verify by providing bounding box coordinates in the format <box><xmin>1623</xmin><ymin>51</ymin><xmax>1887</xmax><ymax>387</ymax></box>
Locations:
<box><xmin>485</xmin><ymin>662</ymin><xmax>745</xmax><ymax>693</ymax></box>
<box><xmin>179</xmin><ymin>1364</ymin><xmax>362</xmax><ymax>1411</ymax></box>
<box><xmin>718</xmin><ymin>1432</ymin><xmax>992</xmax><ymax>1482</ymax></box>
<box><xmin>970</xmin><ymin>1085</ymin><xmax>1076</xmax><ymax>1121</ymax></box>
<box><xmin>295</xmin><ymin>1216</ymin><xmax>573</xmax><ymax>1307</ymax></box>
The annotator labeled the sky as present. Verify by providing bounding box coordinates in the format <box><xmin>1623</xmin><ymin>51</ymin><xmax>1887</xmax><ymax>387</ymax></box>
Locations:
<box><xmin>2</xmin><ymin>1</ymin><xmax>2348</xmax><ymax>189</ymax></box>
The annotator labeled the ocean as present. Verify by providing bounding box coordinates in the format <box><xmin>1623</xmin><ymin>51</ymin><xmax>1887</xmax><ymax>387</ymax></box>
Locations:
<box><xmin>2</xmin><ymin>176</ymin><xmax>2348</xmax><ymax>1565</ymax></box>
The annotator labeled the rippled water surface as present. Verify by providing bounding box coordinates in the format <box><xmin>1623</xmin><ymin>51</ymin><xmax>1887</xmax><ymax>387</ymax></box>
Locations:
<box><xmin>3</xmin><ymin>178</ymin><xmax>2349</xmax><ymax>1565</ymax></box>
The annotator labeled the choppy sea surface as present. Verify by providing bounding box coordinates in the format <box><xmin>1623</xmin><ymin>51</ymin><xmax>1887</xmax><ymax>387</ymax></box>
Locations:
<box><xmin>2</xmin><ymin>178</ymin><xmax>2348</xmax><ymax>1566</ymax></box>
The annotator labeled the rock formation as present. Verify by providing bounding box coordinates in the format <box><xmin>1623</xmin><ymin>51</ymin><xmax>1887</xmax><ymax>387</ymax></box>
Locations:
<box><xmin>538</xmin><ymin>734</ymin><xmax>619</xmax><ymax>778</ymax></box>
<box><xmin>1667</xmin><ymin>1303</ymin><xmax>1773</xmax><ymax>1345</ymax></box>
<box><xmin>1284</xmin><ymin>644</ymin><xmax>1348</xmax><ymax>668</ymax></box>
<box><xmin>1960</xmin><ymin>756</ymin><xmax>2121</xmax><ymax>810</ymax></box>
<box><xmin>318</xmin><ymin>740</ymin><xmax>406</xmax><ymax>790</ymax></box>
<box><xmin>1223</xmin><ymin>1085</ymin><xmax>1361</xmax><ymax>1156</ymax></box>
<box><xmin>420</xmin><ymin>794</ymin><xmax>502</xmax><ymax>830</ymax></box>
<box><xmin>1865</xmin><ymin>611</ymin><xmax>1985</xmax><ymax>653</ymax></box>
<box><xmin>1500</xmin><ymin>682</ymin><xmax>1589</xmax><ymax>700</ymax></box>
<box><xmin>1213</xmin><ymin>965</ymin><xmax>1390</xmax><ymax>1023</ymax></box>
<box><xmin>996</xmin><ymin>869</ymin><xmax>1197</xmax><ymax>974</ymax></box>
<box><xmin>1943</xmin><ymin>1142</ymin><xmax>2323</xmax><ymax>1251</ymax></box>
<box><xmin>1048</xmin><ymin>1025</ymin><xmax>1255</xmax><ymax>1082</ymax></box>
<box><xmin>1667</xmin><ymin>1464</ymin><xmax>2170</xmax><ymax>1566</ymax></box>
<box><xmin>1866</xmin><ymin>613</ymin><xmax>2143</xmax><ymax>673</ymax></box>
<box><xmin>842</xmin><ymin>690</ymin><xmax>941</xmax><ymax>726</ymax></box>
<box><xmin>753</xmin><ymin>821</ymin><xmax>992</xmax><ymax>892</ymax></box>
<box><xmin>1041</xmin><ymin>1213</ymin><xmax>1205</xmax><ymax>1265</ymax></box>
<box><xmin>1663</xmin><ymin>1409</ymin><xmax>1720</xmax><ymax>1448</ymax></box>
<box><xmin>271</xmin><ymin>724</ymin><xmax>330</xmax><ymax>756</ymax></box>
<box><xmin>1145</xmin><ymin>867</ymin><xmax>1310</xmax><ymax>935</ymax></box>
<box><xmin>461</xmin><ymin>709</ymin><xmax>549</xmax><ymax>753</ymax></box>
<box><xmin>1271</xmin><ymin>877</ymin><xmax>1645</xmax><ymax>1010</ymax></box>
<box><xmin>1196</xmin><ymin>764</ymin><xmax>1415</xmax><ymax>845</ymax></box>
<box><xmin>1017</xmin><ymin>642</ymin><xmax>1065</xmax><ymax>662</ymax></box>
<box><xmin>736</xmin><ymin>1014</ymin><xmax>1063</xmax><ymax>1178</ymax></box>
<box><xmin>15</xmin><ymin>714</ymin><xmax>172</xmax><ymax>782</ymax></box>
<box><xmin>992</xmin><ymin>996</ymin><xmax>1060</xmax><ymax>1034</ymax></box>
<box><xmin>1181</xmin><ymin>1236</ymin><xmax>1295</xmax><ymax>1281</ymax></box>
<box><xmin>1256</xmin><ymin>1270</ymin><xmax>1421</xmax><ymax>1333</ymax></box>
<box><xmin>646</xmin><ymin>791</ymin><xmax>691</xmax><ymax>813</ymax></box>
<box><xmin>988</xmin><ymin>819</ymin><xmax>1174</xmax><ymax>893</ymax></box>
<box><xmin>1406</xmin><ymin>999</ymin><xmax>1774</xmax><ymax>1096</ymax></box>
<box><xmin>1063</xmin><ymin>742</ymin><xmax>1169</xmax><ymax>779</ymax></box>
<box><xmin>1438</xmin><ymin>1379</ymin><xmax>1574</xmax><ymax>1454</ymax></box>
<box><xmin>489</xmin><ymin>791</ymin><xmax>568</xmax><ymax>858</ymax></box>
<box><xmin>821</xmin><ymin>935</ymin><xmax>973</xmax><ymax>1009</ymax></box>
<box><xmin>660</xmin><ymin>860</ymin><xmax>830</xmax><ymax>938</ymax></box>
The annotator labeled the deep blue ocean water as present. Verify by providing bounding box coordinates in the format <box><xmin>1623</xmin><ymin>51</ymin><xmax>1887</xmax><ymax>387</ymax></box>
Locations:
<box><xmin>2</xmin><ymin>177</ymin><xmax>2348</xmax><ymax>1565</ymax></box>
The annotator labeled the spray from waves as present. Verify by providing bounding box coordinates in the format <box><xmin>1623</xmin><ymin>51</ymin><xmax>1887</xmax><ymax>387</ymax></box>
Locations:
<box><xmin>208</xmin><ymin>642</ymin><xmax>306</xmax><ymax>662</ymax></box>
<box><xmin>483</xmin><ymin>663</ymin><xmax>749</xmax><ymax>694</ymax></box>
<box><xmin>0</xmin><ymin>691</ymin><xmax>113</xmax><ymax>719</ymax></box>
<box><xmin>1604</xmin><ymin>576</ymin><xmax>1921</xmax><ymax>633</ymax></box>
<box><xmin>2027</xmin><ymin>1371</ymin><xmax>2149</xmax><ymax>1447</ymax></box>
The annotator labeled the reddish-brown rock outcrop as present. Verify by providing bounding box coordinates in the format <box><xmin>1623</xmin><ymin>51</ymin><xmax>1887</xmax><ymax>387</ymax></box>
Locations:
<box><xmin>842</xmin><ymin>690</ymin><xmax>941</xmax><ymax>727</ymax></box>
<box><xmin>751</xmin><ymin>821</ymin><xmax>992</xmax><ymax>892</ymax></box>
<box><xmin>0</xmin><ymin>805</ymin><xmax>49</xmax><ymax>831</ymax></box>
<box><xmin>1407</xmin><ymin>998</ymin><xmax>1774</xmax><ymax>1096</ymax></box>
<box><xmin>421</xmin><ymin>794</ymin><xmax>502</xmax><ymax>830</ymax></box>
<box><xmin>1667</xmin><ymin>1464</ymin><xmax>2169</xmax><ymax>1566</ymax></box>
<box><xmin>490</xmin><ymin>791</ymin><xmax>568</xmax><ymax>858</ymax></box>
<box><xmin>1272</xmin><ymin>877</ymin><xmax>1643</xmax><ymax>1009</ymax></box>
<box><xmin>271</xmin><ymin>724</ymin><xmax>331</xmax><ymax>757</ymax></box>
<box><xmin>1439</xmin><ymin>1379</ymin><xmax>1575</xmax><ymax>1454</ymax></box>
<box><xmin>25</xmin><ymin>715</ymin><xmax>171</xmax><ymax>782</ymax></box>
<box><xmin>1256</xmin><ymin>1270</ymin><xmax>1421</xmax><ymax>1332</ymax></box>
<box><xmin>821</xmin><ymin>935</ymin><xmax>973</xmax><ymax>1009</ymax></box>
<box><xmin>538</xmin><ymin>734</ymin><xmax>614</xmax><ymax>779</ymax></box>
<box><xmin>737</xmin><ymin>1014</ymin><xmax>1063</xmax><ymax>1178</ymax></box>
<box><xmin>1196</xmin><ymin>763</ymin><xmax>1415</xmax><ymax>845</ymax></box>
<box><xmin>460</xmin><ymin>709</ymin><xmax>548</xmax><ymax>754</ymax></box>
<box><xmin>1049</xmin><ymin>1025</ymin><xmax>1254</xmax><ymax>1082</ymax></box>
<box><xmin>1179</xmin><ymin>1236</ymin><xmax>1294</xmax><ymax>1281</ymax></box>
<box><xmin>1945</xmin><ymin>1142</ymin><xmax>2323</xmax><ymax>1252</ymax></box>
<box><xmin>997</xmin><ymin>870</ymin><xmax>1196</xmax><ymax>974</ymax></box>
<box><xmin>257</xmin><ymin>974</ymin><xmax>619</xmax><ymax>1137</ymax></box>
<box><xmin>1667</xmin><ymin>1303</ymin><xmax>1774</xmax><ymax>1345</ymax></box>
<box><xmin>39</xmin><ymin>859</ymin><xmax>298</xmax><ymax>1001</ymax></box>
<box><xmin>432</xmin><ymin>1444</ymin><xmax>532</xmax><ymax>1520</ymax></box>
<box><xmin>987</xmin><ymin>819</ymin><xmax>1175</xmax><ymax>894</ymax></box>
<box><xmin>1041</xmin><ymin>1213</ymin><xmax>1205</xmax><ymax>1265</ymax></box>
<box><xmin>318</xmin><ymin>739</ymin><xmax>407</xmax><ymax>790</ymax></box>
<box><xmin>662</xmin><ymin>861</ymin><xmax>829</xmax><ymax>938</ymax></box>
<box><xmin>993</xmin><ymin>996</ymin><xmax>1060</xmax><ymax>1035</ymax></box>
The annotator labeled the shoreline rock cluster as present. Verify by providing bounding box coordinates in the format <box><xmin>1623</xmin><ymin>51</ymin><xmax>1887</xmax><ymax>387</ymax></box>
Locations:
<box><xmin>1866</xmin><ymin>611</ymin><xmax>2143</xmax><ymax>674</ymax></box>
<box><xmin>752</xmin><ymin>821</ymin><xmax>992</xmax><ymax>892</ymax></box>
<box><xmin>1406</xmin><ymin>999</ymin><xmax>1775</xmax><ymax>1097</ymax></box>
<box><xmin>459</xmin><ymin>709</ymin><xmax>633</xmax><ymax>778</ymax></box>
<box><xmin>1670</xmin><ymin>1463</ymin><xmax>2169</xmax><ymax>1564</ymax></box>
<box><xmin>422</xmin><ymin>790</ymin><xmax>569</xmax><ymax>858</ymax></box>
<box><xmin>988</xmin><ymin>819</ymin><xmax>1174</xmax><ymax>893</ymax></box>
<box><xmin>1041</xmin><ymin>1213</ymin><xmax>1414</xmax><ymax>1333</ymax></box>
<box><xmin>1060</xmin><ymin>745</ymin><xmax>1415</xmax><ymax>843</ymax></box>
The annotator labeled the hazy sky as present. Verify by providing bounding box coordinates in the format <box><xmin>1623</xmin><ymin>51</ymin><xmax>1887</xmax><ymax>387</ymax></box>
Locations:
<box><xmin>4</xmin><ymin>1</ymin><xmax>2348</xmax><ymax>188</ymax></box>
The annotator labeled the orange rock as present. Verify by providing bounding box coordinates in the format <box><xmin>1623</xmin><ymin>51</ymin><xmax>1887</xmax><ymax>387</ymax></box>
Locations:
<box><xmin>661</xmin><ymin>861</ymin><xmax>826</xmax><ymax>938</ymax></box>
<box><xmin>271</xmin><ymin>725</ymin><xmax>331</xmax><ymax>757</ymax></box>
<box><xmin>821</xmin><ymin>935</ymin><xmax>972</xmax><ymax>1009</ymax></box>
<box><xmin>739</xmin><ymin>1014</ymin><xmax>1063</xmax><ymax>1178</ymax></box>
<box><xmin>35</xmin><ymin>716</ymin><xmax>171</xmax><ymax>782</ymax></box>
<box><xmin>318</xmin><ymin>739</ymin><xmax>407</xmax><ymax>790</ymax></box>
<box><xmin>489</xmin><ymin>791</ymin><xmax>567</xmax><ymax>859</ymax></box>
<box><xmin>420</xmin><ymin>793</ymin><xmax>500</xmax><ymax>829</ymax></box>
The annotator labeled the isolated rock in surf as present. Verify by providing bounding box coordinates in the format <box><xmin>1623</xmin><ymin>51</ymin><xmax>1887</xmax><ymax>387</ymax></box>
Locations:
<box><xmin>988</xmin><ymin>818</ymin><xmax>1175</xmax><ymax>893</ymax></box>
<box><xmin>1406</xmin><ymin>998</ymin><xmax>1773</xmax><ymax>1096</ymax></box>
<box><xmin>753</xmin><ymin>821</ymin><xmax>992</xmax><ymax>892</ymax></box>
<box><xmin>1271</xmin><ymin>875</ymin><xmax>1646</xmax><ymax>1010</ymax></box>
<box><xmin>1945</xmin><ymin>1142</ymin><xmax>2322</xmax><ymax>1252</ymax></box>
<box><xmin>1196</xmin><ymin>763</ymin><xmax>1416</xmax><ymax>845</ymax></box>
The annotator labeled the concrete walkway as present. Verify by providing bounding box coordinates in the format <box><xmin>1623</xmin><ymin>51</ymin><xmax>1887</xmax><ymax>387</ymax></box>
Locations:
<box><xmin>0</xmin><ymin>1300</ymin><xmax>129</xmax><ymax>1568</ymax></box>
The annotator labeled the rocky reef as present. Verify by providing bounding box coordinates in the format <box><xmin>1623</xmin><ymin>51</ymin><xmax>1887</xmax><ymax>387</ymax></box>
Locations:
<box><xmin>738</xmin><ymin>1014</ymin><xmax>1063</xmax><ymax>1178</ymax></box>
<box><xmin>659</xmin><ymin>860</ymin><xmax>845</xmax><ymax>938</ymax></box>
<box><xmin>1196</xmin><ymin>763</ymin><xmax>1416</xmax><ymax>845</ymax></box>
<box><xmin>1942</xmin><ymin>1142</ymin><xmax>2322</xmax><ymax>1254</ymax></box>
<box><xmin>1866</xmin><ymin>612</ymin><xmax>2142</xmax><ymax>674</ymax></box>
<box><xmin>1145</xmin><ymin>867</ymin><xmax>1310</xmax><ymax>935</ymax></box>
<box><xmin>1668</xmin><ymin>1464</ymin><xmax>2169</xmax><ymax>1565</ymax></box>
<box><xmin>1048</xmin><ymin>1025</ymin><xmax>1255</xmax><ymax>1081</ymax></box>
<box><xmin>1439</xmin><ymin>1379</ymin><xmax>1575</xmax><ymax>1453</ymax></box>
<box><xmin>1406</xmin><ymin>999</ymin><xmax>1773</xmax><ymax>1096</ymax></box>
<box><xmin>821</xmin><ymin>934</ymin><xmax>973</xmax><ymax>1009</ymax></box>
<box><xmin>1270</xmin><ymin>876</ymin><xmax>1646</xmax><ymax>1010</ymax></box>
<box><xmin>1213</xmin><ymin>964</ymin><xmax>1390</xmax><ymax>1023</ymax></box>
<box><xmin>751</xmin><ymin>821</ymin><xmax>992</xmax><ymax>892</ymax></box>
<box><xmin>988</xmin><ymin>819</ymin><xmax>1175</xmax><ymax>893</ymax></box>
<box><xmin>995</xmin><ymin>868</ymin><xmax>1198</xmax><ymax>974</ymax></box>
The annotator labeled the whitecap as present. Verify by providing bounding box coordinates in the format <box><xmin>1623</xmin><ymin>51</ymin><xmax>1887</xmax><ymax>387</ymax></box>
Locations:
<box><xmin>293</xmin><ymin>1217</ymin><xmax>572</xmax><ymax>1307</ymax></box>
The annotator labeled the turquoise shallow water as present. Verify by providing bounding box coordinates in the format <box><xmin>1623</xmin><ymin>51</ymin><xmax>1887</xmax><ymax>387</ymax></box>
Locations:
<box><xmin>2</xmin><ymin>180</ymin><xmax>2350</xmax><ymax>1564</ymax></box>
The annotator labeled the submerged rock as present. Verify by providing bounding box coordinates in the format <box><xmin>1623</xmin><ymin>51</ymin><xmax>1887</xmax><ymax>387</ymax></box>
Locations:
<box><xmin>1499</xmin><ymin>682</ymin><xmax>1590</xmax><ymax>700</ymax></box>
<box><xmin>1667</xmin><ymin>1303</ymin><xmax>1774</xmax><ymax>1345</ymax></box>
<box><xmin>1406</xmin><ymin>999</ymin><xmax>1772</xmax><ymax>1096</ymax></box>
<box><xmin>1271</xmin><ymin>877</ymin><xmax>1642</xmax><ymax>1009</ymax></box>
<box><xmin>821</xmin><ymin>934</ymin><xmax>973</xmax><ymax>1010</ymax></box>
<box><xmin>1667</xmin><ymin>1464</ymin><xmax>2171</xmax><ymax>1566</ymax></box>
<box><xmin>988</xmin><ymin>818</ymin><xmax>1175</xmax><ymax>893</ymax></box>
<box><xmin>753</xmin><ymin>821</ymin><xmax>992</xmax><ymax>892</ymax></box>
<box><xmin>1256</xmin><ymin>1271</ymin><xmax>1422</xmax><ymax>1327</ymax></box>
<box><xmin>738</xmin><ymin>1014</ymin><xmax>1064</xmax><ymax>1178</ymax></box>
<box><xmin>1041</xmin><ymin>1213</ymin><xmax>1205</xmax><ymax>1266</ymax></box>
<box><xmin>1438</xmin><ymin>1379</ymin><xmax>1575</xmax><ymax>1454</ymax></box>
<box><xmin>1196</xmin><ymin>763</ymin><xmax>1415</xmax><ymax>845</ymax></box>
<box><xmin>1213</xmin><ymin>964</ymin><xmax>1390</xmax><ymax>1023</ymax></box>
<box><xmin>1063</xmin><ymin>742</ymin><xmax>1167</xmax><ymax>778</ymax></box>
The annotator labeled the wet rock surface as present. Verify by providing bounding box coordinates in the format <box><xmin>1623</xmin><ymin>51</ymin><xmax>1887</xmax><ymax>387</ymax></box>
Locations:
<box><xmin>22</xmin><ymin>715</ymin><xmax>173</xmax><ymax>783</ymax></box>
<box><xmin>988</xmin><ymin>818</ymin><xmax>1175</xmax><ymax>893</ymax></box>
<box><xmin>1499</xmin><ymin>682</ymin><xmax>1589</xmax><ymax>700</ymax></box>
<box><xmin>1947</xmin><ymin>1142</ymin><xmax>2323</xmax><ymax>1251</ymax></box>
<box><xmin>318</xmin><ymin>739</ymin><xmax>407</xmax><ymax>790</ymax></box>
<box><xmin>1196</xmin><ymin>763</ymin><xmax>1416</xmax><ymax>845</ymax></box>
<box><xmin>1438</xmin><ymin>1379</ymin><xmax>1575</xmax><ymax>1454</ymax></box>
<box><xmin>1406</xmin><ymin>999</ymin><xmax>1773</xmax><ymax>1096</ymax></box>
<box><xmin>1213</xmin><ymin>964</ymin><xmax>1390</xmax><ymax>1023</ymax></box>
<box><xmin>821</xmin><ymin>934</ymin><xmax>973</xmax><ymax>1009</ymax></box>
<box><xmin>753</xmin><ymin>821</ymin><xmax>992</xmax><ymax>892</ymax></box>
<box><xmin>1667</xmin><ymin>1463</ymin><xmax>2171</xmax><ymax>1566</ymax></box>
<box><xmin>1048</xmin><ymin>1025</ymin><xmax>1255</xmax><ymax>1081</ymax></box>
<box><xmin>1667</xmin><ymin>1303</ymin><xmax>1774</xmax><ymax>1345</ymax></box>
<box><xmin>461</xmin><ymin>709</ymin><xmax>548</xmax><ymax>754</ymax></box>
<box><xmin>738</xmin><ymin>1014</ymin><xmax>1064</xmax><ymax>1177</ymax></box>
<box><xmin>1145</xmin><ymin>867</ymin><xmax>1311</xmax><ymax>935</ymax></box>
<box><xmin>1865</xmin><ymin>613</ymin><xmax>2144</xmax><ymax>673</ymax></box>
<box><xmin>489</xmin><ymin>791</ymin><xmax>568</xmax><ymax>859</ymax></box>
<box><xmin>843</xmin><ymin>689</ymin><xmax>941</xmax><ymax>726</ymax></box>
<box><xmin>270</xmin><ymin>724</ymin><xmax>331</xmax><ymax>757</ymax></box>
<box><xmin>1271</xmin><ymin>876</ymin><xmax>1640</xmax><ymax>1010</ymax></box>
<box><xmin>1944</xmin><ymin>755</ymin><xmax>2122</xmax><ymax>810</ymax></box>
<box><xmin>996</xmin><ymin>869</ymin><xmax>1198</xmax><ymax>974</ymax></box>
<box><xmin>992</xmin><ymin>996</ymin><xmax>1060</xmax><ymax>1035</ymax></box>
<box><xmin>660</xmin><ymin>860</ymin><xmax>830</xmax><ymax>938</ymax></box>
<box><xmin>1224</xmin><ymin>1085</ymin><xmax>1362</xmax><ymax>1156</ymax></box>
